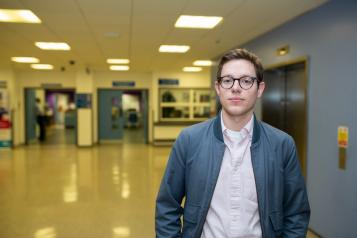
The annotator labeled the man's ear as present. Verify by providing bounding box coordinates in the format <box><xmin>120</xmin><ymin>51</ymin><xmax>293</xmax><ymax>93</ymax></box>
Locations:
<box><xmin>257</xmin><ymin>81</ymin><xmax>265</xmax><ymax>98</ymax></box>
<box><xmin>215</xmin><ymin>81</ymin><xmax>221</xmax><ymax>96</ymax></box>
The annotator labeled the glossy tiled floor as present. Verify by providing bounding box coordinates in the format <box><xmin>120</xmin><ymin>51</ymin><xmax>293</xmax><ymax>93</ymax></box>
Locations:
<box><xmin>0</xmin><ymin>143</ymin><xmax>169</xmax><ymax>238</ymax></box>
<box><xmin>0</xmin><ymin>142</ymin><xmax>319</xmax><ymax>238</ymax></box>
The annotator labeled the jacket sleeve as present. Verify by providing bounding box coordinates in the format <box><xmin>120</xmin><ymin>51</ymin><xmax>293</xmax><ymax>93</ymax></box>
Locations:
<box><xmin>155</xmin><ymin>130</ymin><xmax>188</xmax><ymax>238</ymax></box>
<box><xmin>282</xmin><ymin>137</ymin><xmax>311</xmax><ymax>237</ymax></box>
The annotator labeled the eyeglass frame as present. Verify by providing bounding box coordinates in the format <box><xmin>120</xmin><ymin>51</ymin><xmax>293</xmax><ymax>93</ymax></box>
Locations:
<box><xmin>217</xmin><ymin>75</ymin><xmax>259</xmax><ymax>90</ymax></box>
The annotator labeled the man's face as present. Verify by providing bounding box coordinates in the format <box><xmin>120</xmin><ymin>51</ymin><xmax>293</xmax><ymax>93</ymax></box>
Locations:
<box><xmin>215</xmin><ymin>59</ymin><xmax>265</xmax><ymax>118</ymax></box>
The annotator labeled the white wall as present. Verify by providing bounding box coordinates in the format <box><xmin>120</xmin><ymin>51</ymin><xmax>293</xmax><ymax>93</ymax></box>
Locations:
<box><xmin>122</xmin><ymin>95</ymin><xmax>140</xmax><ymax>111</ymax></box>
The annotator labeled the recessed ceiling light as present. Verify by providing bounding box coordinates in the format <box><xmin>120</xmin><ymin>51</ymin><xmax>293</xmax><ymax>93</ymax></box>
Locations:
<box><xmin>183</xmin><ymin>67</ymin><xmax>202</xmax><ymax>72</ymax></box>
<box><xmin>11</xmin><ymin>57</ymin><xmax>39</xmax><ymax>63</ymax></box>
<box><xmin>175</xmin><ymin>15</ymin><xmax>222</xmax><ymax>29</ymax></box>
<box><xmin>31</xmin><ymin>64</ymin><xmax>54</xmax><ymax>70</ymax></box>
<box><xmin>0</xmin><ymin>9</ymin><xmax>41</xmax><ymax>23</ymax></box>
<box><xmin>110</xmin><ymin>65</ymin><xmax>129</xmax><ymax>71</ymax></box>
<box><xmin>193</xmin><ymin>60</ymin><xmax>213</xmax><ymax>66</ymax></box>
<box><xmin>35</xmin><ymin>42</ymin><xmax>71</xmax><ymax>51</ymax></box>
<box><xmin>159</xmin><ymin>45</ymin><xmax>190</xmax><ymax>53</ymax></box>
<box><xmin>107</xmin><ymin>59</ymin><xmax>130</xmax><ymax>64</ymax></box>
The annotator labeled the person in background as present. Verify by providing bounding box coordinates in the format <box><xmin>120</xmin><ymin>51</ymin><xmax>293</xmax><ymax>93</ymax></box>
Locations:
<box><xmin>155</xmin><ymin>48</ymin><xmax>310</xmax><ymax>238</ymax></box>
<box><xmin>35</xmin><ymin>98</ymin><xmax>46</xmax><ymax>142</ymax></box>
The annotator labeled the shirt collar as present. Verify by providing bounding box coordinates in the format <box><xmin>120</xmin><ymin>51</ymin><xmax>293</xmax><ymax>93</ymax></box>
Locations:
<box><xmin>220</xmin><ymin>111</ymin><xmax>254</xmax><ymax>140</ymax></box>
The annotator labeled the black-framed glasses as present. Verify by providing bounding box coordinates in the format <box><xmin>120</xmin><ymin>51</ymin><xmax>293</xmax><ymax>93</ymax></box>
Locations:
<box><xmin>217</xmin><ymin>75</ymin><xmax>257</xmax><ymax>90</ymax></box>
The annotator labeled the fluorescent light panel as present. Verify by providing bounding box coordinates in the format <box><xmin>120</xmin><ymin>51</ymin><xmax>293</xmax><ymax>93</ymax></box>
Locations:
<box><xmin>31</xmin><ymin>64</ymin><xmax>54</xmax><ymax>70</ymax></box>
<box><xmin>159</xmin><ymin>45</ymin><xmax>190</xmax><ymax>53</ymax></box>
<box><xmin>107</xmin><ymin>59</ymin><xmax>130</xmax><ymax>64</ymax></box>
<box><xmin>175</xmin><ymin>15</ymin><xmax>222</xmax><ymax>29</ymax></box>
<box><xmin>11</xmin><ymin>57</ymin><xmax>39</xmax><ymax>63</ymax></box>
<box><xmin>35</xmin><ymin>42</ymin><xmax>70</xmax><ymax>50</ymax></box>
<box><xmin>183</xmin><ymin>67</ymin><xmax>202</xmax><ymax>72</ymax></box>
<box><xmin>0</xmin><ymin>9</ymin><xmax>41</xmax><ymax>23</ymax></box>
<box><xmin>110</xmin><ymin>65</ymin><xmax>129</xmax><ymax>71</ymax></box>
<box><xmin>193</xmin><ymin>60</ymin><xmax>213</xmax><ymax>66</ymax></box>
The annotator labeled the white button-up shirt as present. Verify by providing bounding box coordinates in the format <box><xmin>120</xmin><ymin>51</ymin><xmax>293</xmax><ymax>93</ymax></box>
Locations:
<box><xmin>201</xmin><ymin>113</ymin><xmax>262</xmax><ymax>238</ymax></box>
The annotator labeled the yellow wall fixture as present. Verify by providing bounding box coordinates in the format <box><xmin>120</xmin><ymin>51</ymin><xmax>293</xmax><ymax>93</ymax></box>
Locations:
<box><xmin>277</xmin><ymin>45</ymin><xmax>290</xmax><ymax>56</ymax></box>
<box><xmin>0</xmin><ymin>9</ymin><xmax>41</xmax><ymax>23</ymax></box>
<box><xmin>338</xmin><ymin>126</ymin><xmax>349</xmax><ymax>170</ymax></box>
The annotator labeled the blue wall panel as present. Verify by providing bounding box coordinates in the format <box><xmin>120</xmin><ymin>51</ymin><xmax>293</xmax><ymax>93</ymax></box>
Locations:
<box><xmin>241</xmin><ymin>1</ymin><xmax>357</xmax><ymax>237</ymax></box>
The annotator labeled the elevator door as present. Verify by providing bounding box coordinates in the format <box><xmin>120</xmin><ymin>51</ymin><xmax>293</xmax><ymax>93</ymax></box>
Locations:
<box><xmin>262</xmin><ymin>62</ymin><xmax>307</xmax><ymax>175</ymax></box>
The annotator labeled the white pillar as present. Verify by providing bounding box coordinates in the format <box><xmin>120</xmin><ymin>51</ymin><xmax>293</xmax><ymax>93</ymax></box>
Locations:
<box><xmin>76</xmin><ymin>68</ymin><xmax>93</xmax><ymax>146</ymax></box>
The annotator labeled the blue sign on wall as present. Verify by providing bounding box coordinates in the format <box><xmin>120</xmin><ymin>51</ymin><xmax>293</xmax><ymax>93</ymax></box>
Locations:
<box><xmin>159</xmin><ymin>79</ymin><xmax>179</xmax><ymax>86</ymax></box>
<box><xmin>112</xmin><ymin>81</ymin><xmax>135</xmax><ymax>87</ymax></box>
<box><xmin>76</xmin><ymin>94</ymin><xmax>92</xmax><ymax>108</ymax></box>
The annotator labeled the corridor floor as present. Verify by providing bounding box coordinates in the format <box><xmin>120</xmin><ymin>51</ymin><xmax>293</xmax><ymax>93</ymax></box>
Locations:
<box><xmin>0</xmin><ymin>144</ymin><xmax>319</xmax><ymax>238</ymax></box>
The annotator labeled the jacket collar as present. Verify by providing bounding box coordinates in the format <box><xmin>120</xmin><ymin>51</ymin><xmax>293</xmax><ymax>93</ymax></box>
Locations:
<box><xmin>213</xmin><ymin>111</ymin><xmax>261</xmax><ymax>145</ymax></box>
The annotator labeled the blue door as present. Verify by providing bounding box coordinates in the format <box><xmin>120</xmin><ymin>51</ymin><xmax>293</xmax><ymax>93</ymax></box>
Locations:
<box><xmin>25</xmin><ymin>89</ymin><xmax>37</xmax><ymax>144</ymax></box>
<box><xmin>98</xmin><ymin>90</ymin><xmax>124</xmax><ymax>141</ymax></box>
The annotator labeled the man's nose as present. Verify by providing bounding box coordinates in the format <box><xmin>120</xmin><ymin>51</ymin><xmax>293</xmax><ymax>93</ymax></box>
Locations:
<box><xmin>231</xmin><ymin>80</ymin><xmax>241</xmax><ymax>91</ymax></box>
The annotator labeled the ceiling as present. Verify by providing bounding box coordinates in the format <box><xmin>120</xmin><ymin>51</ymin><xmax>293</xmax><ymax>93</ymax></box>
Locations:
<box><xmin>0</xmin><ymin>0</ymin><xmax>327</xmax><ymax>73</ymax></box>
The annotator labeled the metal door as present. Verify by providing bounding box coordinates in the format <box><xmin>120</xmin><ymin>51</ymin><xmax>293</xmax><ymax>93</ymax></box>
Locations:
<box><xmin>262</xmin><ymin>62</ymin><xmax>307</xmax><ymax>175</ymax></box>
<box><xmin>141</xmin><ymin>90</ymin><xmax>149</xmax><ymax>144</ymax></box>
<box><xmin>98</xmin><ymin>90</ymin><xmax>124</xmax><ymax>141</ymax></box>
<box><xmin>285</xmin><ymin>63</ymin><xmax>306</xmax><ymax>172</ymax></box>
<box><xmin>25</xmin><ymin>89</ymin><xmax>37</xmax><ymax>144</ymax></box>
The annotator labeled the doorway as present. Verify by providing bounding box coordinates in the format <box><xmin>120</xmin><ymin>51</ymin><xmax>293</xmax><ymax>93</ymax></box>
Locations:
<box><xmin>262</xmin><ymin>60</ymin><xmax>308</xmax><ymax>177</ymax></box>
<box><xmin>24</xmin><ymin>88</ymin><xmax>76</xmax><ymax>145</ymax></box>
<box><xmin>98</xmin><ymin>89</ymin><xmax>148</xmax><ymax>144</ymax></box>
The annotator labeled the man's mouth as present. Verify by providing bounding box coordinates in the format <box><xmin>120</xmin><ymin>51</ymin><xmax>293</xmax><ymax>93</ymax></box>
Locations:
<box><xmin>228</xmin><ymin>97</ymin><xmax>244</xmax><ymax>102</ymax></box>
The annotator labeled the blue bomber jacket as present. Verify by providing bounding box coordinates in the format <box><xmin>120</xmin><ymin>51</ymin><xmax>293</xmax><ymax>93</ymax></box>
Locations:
<box><xmin>155</xmin><ymin>114</ymin><xmax>310</xmax><ymax>238</ymax></box>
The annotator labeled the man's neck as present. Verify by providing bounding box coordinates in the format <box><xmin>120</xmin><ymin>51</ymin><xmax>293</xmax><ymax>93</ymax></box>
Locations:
<box><xmin>221</xmin><ymin>110</ymin><xmax>253</xmax><ymax>131</ymax></box>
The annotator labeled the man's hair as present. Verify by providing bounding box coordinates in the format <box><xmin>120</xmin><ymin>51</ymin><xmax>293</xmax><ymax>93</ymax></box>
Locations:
<box><xmin>216</xmin><ymin>48</ymin><xmax>264</xmax><ymax>83</ymax></box>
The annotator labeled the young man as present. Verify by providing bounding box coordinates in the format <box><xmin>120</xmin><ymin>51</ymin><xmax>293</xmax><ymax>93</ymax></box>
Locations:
<box><xmin>156</xmin><ymin>49</ymin><xmax>310</xmax><ymax>238</ymax></box>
